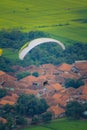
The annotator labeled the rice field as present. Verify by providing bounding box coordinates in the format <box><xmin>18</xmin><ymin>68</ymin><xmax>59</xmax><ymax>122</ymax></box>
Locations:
<box><xmin>0</xmin><ymin>0</ymin><xmax>87</xmax><ymax>43</ymax></box>
<box><xmin>22</xmin><ymin>119</ymin><xmax>87</xmax><ymax>130</ymax></box>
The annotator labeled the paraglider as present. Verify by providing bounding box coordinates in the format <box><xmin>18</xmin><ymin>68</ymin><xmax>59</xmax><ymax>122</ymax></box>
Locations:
<box><xmin>0</xmin><ymin>48</ymin><xmax>3</xmax><ymax>56</ymax></box>
<box><xmin>19</xmin><ymin>38</ymin><xmax>65</xmax><ymax>60</ymax></box>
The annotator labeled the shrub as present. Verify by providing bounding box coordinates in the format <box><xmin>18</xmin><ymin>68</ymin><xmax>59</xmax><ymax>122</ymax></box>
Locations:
<box><xmin>32</xmin><ymin>72</ymin><xmax>39</xmax><ymax>77</ymax></box>
<box><xmin>64</xmin><ymin>78</ymin><xmax>84</xmax><ymax>88</ymax></box>
<box><xmin>16</xmin><ymin>71</ymin><xmax>31</xmax><ymax>80</ymax></box>
<box><xmin>0</xmin><ymin>89</ymin><xmax>7</xmax><ymax>98</ymax></box>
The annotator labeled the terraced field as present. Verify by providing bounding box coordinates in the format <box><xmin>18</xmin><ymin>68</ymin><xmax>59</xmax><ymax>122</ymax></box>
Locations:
<box><xmin>0</xmin><ymin>0</ymin><xmax>87</xmax><ymax>43</ymax></box>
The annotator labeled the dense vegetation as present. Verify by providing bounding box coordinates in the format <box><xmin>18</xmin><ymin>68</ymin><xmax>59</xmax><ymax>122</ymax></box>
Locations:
<box><xmin>0</xmin><ymin>90</ymin><xmax>87</xmax><ymax>129</ymax></box>
<box><xmin>0</xmin><ymin>30</ymin><xmax>87</xmax><ymax>72</ymax></box>
<box><xmin>15</xmin><ymin>94</ymin><xmax>49</xmax><ymax>116</ymax></box>
<box><xmin>32</xmin><ymin>72</ymin><xmax>39</xmax><ymax>77</ymax></box>
<box><xmin>66</xmin><ymin>101</ymin><xmax>87</xmax><ymax>119</ymax></box>
<box><xmin>0</xmin><ymin>30</ymin><xmax>48</xmax><ymax>49</ymax></box>
<box><xmin>64</xmin><ymin>78</ymin><xmax>85</xmax><ymax>89</ymax></box>
<box><xmin>0</xmin><ymin>93</ymin><xmax>51</xmax><ymax>130</ymax></box>
<box><xmin>0</xmin><ymin>89</ymin><xmax>7</xmax><ymax>98</ymax></box>
<box><xmin>16</xmin><ymin>71</ymin><xmax>31</xmax><ymax>80</ymax></box>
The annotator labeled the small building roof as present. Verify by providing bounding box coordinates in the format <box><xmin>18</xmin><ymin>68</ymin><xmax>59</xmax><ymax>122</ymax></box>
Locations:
<box><xmin>20</xmin><ymin>75</ymin><xmax>36</xmax><ymax>82</ymax></box>
<box><xmin>52</xmin><ymin>93</ymin><xmax>62</xmax><ymax>99</ymax></box>
<box><xmin>49</xmin><ymin>105</ymin><xmax>65</xmax><ymax>116</ymax></box>
<box><xmin>23</xmin><ymin>89</ymin><xmax>37</xmax><ymax>95</ymax></box>
<box><xmin>0</xmin><ymin>71</ymin><xmax>6</xmax><ymax>76</ymax></box>
<box><xmin>2</xmin><ymin>94</ymin><xmax>18</xmax><ymax>102</ymax></box>
<box><xmin>0</xmin><ymin>100</ymin><xmax>15</xmax><ymax>105</ymax></box>
<box><xmin>82</xmin><ymin>84</ymin><xmax>87</xmax><ymax>95</ymax></box>
<box><xmin>74</xmin><ymin>62</ymin><xmax>87</xmax><ymax>70</ymax></box>
<box><xmin>0</xmin><ymin>117</ymin><xmax>7</xmax><ymax>124</ymax></box>
<box><xmin>57</xmin><ymin>63</ymin><xmax>72</xmax><ymax>71</ymax></box>
<box><xmin>51</xmin><ymin>83</ymin><xmax>63</xmax><ymax>91</ymax></box>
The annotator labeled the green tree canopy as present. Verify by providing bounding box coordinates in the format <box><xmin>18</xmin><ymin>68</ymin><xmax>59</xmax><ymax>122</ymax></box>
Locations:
<box><xmin>0</xmin><ymin>89</ymin><xmax>7</xmax><ymax>98</ymax></box>
<box><xmin>41</xmin><ymin>111</ymin><xmax>52</xmax><ymax>122</ymax></box>
<box><xmin>64</xmin><ymin>78</ymin><xmax>84</xmax><ymax>89</ymax></box>
<box><xmin>65</xmin><ymin>101</ymin><xmax>83</xmax><ymax>119</ymax></box>
<box><xmin>15</xmin><ymin>94</ymin><xmax>49</xmax><ymax>117</ymax></box>
<box><xmin>16</xmin><ymin>71</ymin><xmax>31</xmax><ymax>80</ymax></box>
<box><xmin>66</xmin><ymin>101</ymin><xmax>87</xmax><ymax>120</ymax></box>
<box><xmin>32</xmin><ymin>72</ymin><xmax>39</xmax><ymax>77</ymax></box>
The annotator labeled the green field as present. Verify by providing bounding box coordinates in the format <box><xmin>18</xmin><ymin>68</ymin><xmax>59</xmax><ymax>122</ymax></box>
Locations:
<box><xmin>22</xmin><ymin>119</ymin><xmax>87</xmax><ymax>130</ymax></box>
<box><xmin>0</xmin><ymin>0</ymin><xmax>87</xmax><ymax>43</ymax></box>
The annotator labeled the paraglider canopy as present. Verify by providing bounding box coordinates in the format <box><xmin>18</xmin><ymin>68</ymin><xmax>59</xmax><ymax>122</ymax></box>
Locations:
<box><xmin>0</xmin><ymin>48</ymin><xmax>3</xmax><ymax>56</ymax></box>
<box><xmin>19</xmin><ymin>38</ymin><xmax>65</xmax><ymax>60</ymax></box>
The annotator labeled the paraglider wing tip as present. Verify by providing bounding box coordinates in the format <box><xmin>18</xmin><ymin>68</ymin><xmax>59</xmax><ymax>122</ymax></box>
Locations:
<box><xmin>19</xmin><ymin>56</ymin><xmax>23</xmax><ymax>60</ymax></box>
<box><xmin>19</xmin><ymin>54</ymin><xmax>24</xmax><ymax>60</ymax></box>
<box><xmin>63</xmin><ymin>46</ymin><xmax>66</xmax><ymax>50</ymax></box>
<box><xmin>20</xmin><ymin>58</ymin><xmax>23</xmax><ymax>60</ymax></box>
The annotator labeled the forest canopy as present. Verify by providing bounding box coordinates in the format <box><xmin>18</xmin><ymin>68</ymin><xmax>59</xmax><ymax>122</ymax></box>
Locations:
<box><xmin>0</xmin><ymin>29</ymin><xmax>87</xmax><ymax>72</ymax></box>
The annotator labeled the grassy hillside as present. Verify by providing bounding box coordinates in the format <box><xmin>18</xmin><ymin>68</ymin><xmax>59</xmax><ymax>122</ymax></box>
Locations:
<box><xmin>22</xmin><ymin>119</ymin><xmax>87</xmax><ymax>130</ymax></box>
<box><xmin>0</xmin><ymin>0</ymin><xmax>87</xmax><ymax>43</ymax></box>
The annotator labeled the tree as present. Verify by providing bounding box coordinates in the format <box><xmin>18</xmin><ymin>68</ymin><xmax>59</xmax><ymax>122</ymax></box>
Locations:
<box><xmin>81</xmin><ymin>103</ymin><xmax>87</xmax><ymax>119</ymax></box>
<box><xmin>31</xmin><ymin>116</ymin><xmax>39</xmax><ymax>124</ymax></box>
<box><xmin>16</xmin><ymin>71</ymin><xmax>31</xmax><ymax>80</ymax></box>
<box><xmin>2</xmin><ymin>104</ymin><xmax>14</xmax><ymax>114</ymax></box>
<box><xmin>15</xmin><ymin>115</ymin><xmax>27</xmax><ymax>125</ymax></box>
<box><xmin>1</xmin><ymin>29</ymin><xmax>87</xmax><ymax>71</ymax></box>
<box><xmin>27</xmin><ymin>31</ymin><xmax>48</xmax><ymax>41</ymax></box>
<box><xmin>38</xmin><ymin>98</ymin><xmax>49</xmax><ymax>114</ymax></box>
<box><xmin>0</xmin><ymin>121</ymin><xmax>6</xmax><ymax>130</ymax></box>
<box><xmin>32</xmin><ymin>72</ymin><xmax>39</xmax><ymax>77</ymax></box>
<box><xmin>0</xmin><ymin>89</ymin><xmax>7</xmax><ymax>98</ymax></box>
<box><xmin>6</xmin><ymin>116</ymin><xmax>15</xmax><ymax>130</ymax></box>
<box><xmin>0</xmin><ymin>56</ymin><xmax>13</xmax><ymax>72</ymax></box>
<box><xmin>41</xmin><ymin>111</ymin><xmax>52</xmax><ymax>122</ymax></box>
<box><xmin>65</xmin><ymin>101</ymin><xmax>83</xmax><ymax>119</ymax></box>
<box><xmin>15</xmin><ymin>94</ymin><xmax>49</xmax><ymax>117</ymax></box>
<box><xmin>64</xmin><ymin>78</ymin><xmax>84</xmax><ymax>89</ymax></box>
